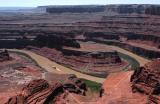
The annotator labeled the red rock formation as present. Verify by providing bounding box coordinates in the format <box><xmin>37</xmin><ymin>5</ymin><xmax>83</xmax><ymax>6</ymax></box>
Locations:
<box><xmin>131</xmin><ymin>59</ymin><xmax>160</xmax><ymax>103</ymax></box>
<box><xmin>6</xmin><ymin>79</ymin><xmax>64</xmax><ymax>104</ymax></box>
<box><xmin>149</xmin><ymin>95</ymin><xmax>160</xmax><ymax>104</ymax></box>
<box><xmin>1</xmin><ymin>5</ymin><xmax>160</xmax><ymax>59</ymax></box>
<box><xmin>5</xmin><ymin>76</ymin><xmax>87</xmax><ymax>104</ymax></box>
<box><xmin>6</xmin><ymin>95</ymin><xmax>25</xmax><ymax>104</ymax></box>
<box><xmin>29</xmin><ymin>47</ymin><xmax>125</xmax><ymax>78</ymax></box>
<box><xmin>64</xmin><ymin>75</ymin><xmax>87</xmax><ymax>96</ymax></box>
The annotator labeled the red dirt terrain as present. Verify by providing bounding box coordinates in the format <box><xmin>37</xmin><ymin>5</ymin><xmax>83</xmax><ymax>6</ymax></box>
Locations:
<box><xmin>95</xmin><ymin>71</ymin><xmax>147</xmax><ymax>104</ymax></box>
<box><xmin>0</xmin><ymin>50</ymin><xmax>158</xmax><ymax>104</ymax></box>
<box><xmin>3</xmin><ymin>56</ymin><xmax>155</xmax><ymax>104</ymax></box>
<box><xmin>86</xmin><ymin>59</ymin><xmax>160</xmax><ymax>104</ymax></box>
<box><xmin>0</xmin><ymin>51</ymin><xmax>87</xmax><ymax>104</ymax></box>
<box><xmin>0</xmin><ymin>51</ymin><xmax>44</xmax><ymax>103</ymax></box>
<box><xmin>5</xmin><ymin>59</ymin><xmax>160</xmax><ymax>104</ymax></box>
<box><xmin>1</xmin><ymin>4</ymin><xmax>160</xmax><ymax>104</ymax></box>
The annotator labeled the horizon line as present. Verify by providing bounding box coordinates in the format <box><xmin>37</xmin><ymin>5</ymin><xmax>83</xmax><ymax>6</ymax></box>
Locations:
<box><xmin>0</xmin><ymin>4</ymin><xmax>160</xmax><ymax>8</ymax></box>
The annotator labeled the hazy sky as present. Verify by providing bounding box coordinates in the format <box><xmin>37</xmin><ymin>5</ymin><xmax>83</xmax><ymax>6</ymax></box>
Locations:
<box><xmin>0</xmin><ymin>0</ymin><xmax>160</xmax><ymax>7</ymax></box>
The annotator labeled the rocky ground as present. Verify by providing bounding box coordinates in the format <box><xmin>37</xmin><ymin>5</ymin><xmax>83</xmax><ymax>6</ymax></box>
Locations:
<box><xmin>131</xmin><ymin>59</ymin><xmax>160</xmax><ymax>103</ymax></box>
<box><xmin>5</xmin><ymin>77</ymin><xmax>88</xmax><ymax>104</ymax></box>
<box><xmin>85</xmin><ymin>59</ymin><xmax>160</xmax><ymax>104</ymax></box>
<box><xmin>1</xmin><ymin>4</ymin><xmax>160</xmax><ymax>104</ymax></box>
<box><xmin>0</xmin><ymin>48</ymin><xmax>154</xmax><ymax>104</ymax></box>
<box><xmin>4</xmin><ymin>58</ymin><xmax>160</xmax><ymax>104</ymax></box>
<box><xmin>0</xmin><ymin>52</ymin><xmax>90</xmax><ymax>104</ymax></box>
<box><xmin>95</xmin><ymin>71</ymin><xmax>148</xmax><ymax>104</ymax></box>
<box><xmin>0</xmin><ymin>52</ymin><xmax>44</xmax><ymax>103</ymax></box>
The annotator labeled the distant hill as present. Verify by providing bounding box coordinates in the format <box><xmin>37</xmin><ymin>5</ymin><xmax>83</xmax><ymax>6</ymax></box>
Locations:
<box><xmin>1</xmin><ymin>5</ymin><xmax>160</xmax><ymax>15</ymax></box>
<box><xmin>0</xmin><ymin>7</ymin><xmax>45</xmax><ymax>13</ymax></box>
<box><xmin>41</xmin><ymin>4</ymin><xmax>160</xmax><ymax>15</ymax></box>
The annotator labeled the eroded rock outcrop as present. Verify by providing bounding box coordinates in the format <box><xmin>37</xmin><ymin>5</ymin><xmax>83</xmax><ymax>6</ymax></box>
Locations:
<box><xmin>61</xmin><ymin>48</ymin><xmax>122</xmax><ymax>64</ymax></box>
<box><xmin>29</xmin><ymin>46</ymin><xmax>124</xmax><ymax>78</ymax></box>
<box><xmin>89</xmin><ymin>39</ymin><xmax>160</xmax><ymax>59</ymax></box>
<box><xmin>0</xmin><ymin>50</ymin><xmax>10</xmax><ymax>62</ymax></box>
<box><xmin>6</xmin><ymin>79</ymin><xmax>64</xmax><ymax>104</ymax></box>
<box><xmin>64</xmin><ymin>75</ymin><xmax>87</xmax><ymax>96</ymax></box>
<box><xmin>145</xmin><ymin>5</ymin><xmax>160</xmax><ymax>15</ymax></box>
<box><xmin>131</xmin><ymin>59</ymin><xmax>160</xmax><ymax>103</ymax></box>
<box><xmin>5</xmin><ymin>75</ymin><xmax>87</xmax><ymax>104</ymax></box>
<box><xmin>34</xmin><ymin>34</ymin><xmax>80</xmax><ymax>49</ymax></box>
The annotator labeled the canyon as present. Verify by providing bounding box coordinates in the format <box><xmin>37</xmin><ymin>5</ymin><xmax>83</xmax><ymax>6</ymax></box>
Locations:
<box><xmin>0</xmin><ymin>4</ymin><xmax>160</xmax><ymax>104</ymax></box>
<box><xmin>0</xmin><ymin>5</ymin><xmax>160</xmax><ymax>59</ymax></box>
<box><xmin>2</xmin><ymin>51</ymin><xmax>159</xmax><ymax>104</ymax></box>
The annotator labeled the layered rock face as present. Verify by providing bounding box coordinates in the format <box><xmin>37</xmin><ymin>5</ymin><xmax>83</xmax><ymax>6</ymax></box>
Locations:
<box><xmin>46</xmin><ymin>5</ymin><xmax>106</xmax><ymax>13</ymax></box>
<box><xmin>34</xmin><ymin>34</ymin><xmax>80</xmax><ymax>49</ymax></box>
<box><xmin>105</xmin><ymin>4</ymin><xmax>160</xmax><ymax>15</ymax></box>
<box><xmin>6</xmin><ymin>79</ymin><xmax>64</xmax><ymax>104</ymax></box>
<box><xmin>45</xmin><ymin>5</ymin><xmax>160</xmax><ymax>15</ymax></box>
<box><xmin>145</xmin><ymin>5</ymin><xmax>160</xmax><ymax>15</ymax></box>
<box><xmin>0</xmin><ymin>33</ymin><xmax>80</xmax><ymax>49</ymax></box>
<box><xmin>29</xmin><ymin>47</ymin><xmax>124</xmax><ymax>78</ymax></box>
<box><xmin>88</xmin><ymin>39</ymin><xmax>160</xmax><ymax>59</ymax></box>
<box><xmin>63</xmin><ymin>75</ymin><xmax>87</xmax><ymax>95</ymax></box>
<box><xmin>0</xmin><ymin>5</ymin><xmax>160</xmax><ymax>59</ymax></box>
<box><xmin>62</xmin><ymin>48</ymin><xmax>122</xmax><ymax>64</ymax></box>
<box><xmin>105</xmin><ymin>5</ymin><xmax>146</xmax><ymax>14</ymax></box>
<box><xmin>131</xmin><ymin>59</ymin><xmax>160</xmax><ymax>103</ymax></box>
<box><xmin>83</xmin><ymin>13</ymin><xmax>160</xmax><ymax>58</ymax></box>
<box><xmin>5</xmin><ymin>76</ymin><xmax>87</xmax><ymax>104</ymax></box>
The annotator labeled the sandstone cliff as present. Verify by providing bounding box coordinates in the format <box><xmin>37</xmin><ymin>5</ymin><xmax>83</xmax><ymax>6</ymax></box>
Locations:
<box><xmin>131</xmin><ymin>59</ymin><xmax>160</xmax><ymax>104</ymax></box>
<box><xmin>5</xmin><ymin>75</ymin><xmax>87</xmax><ymax>104</ymax></box>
